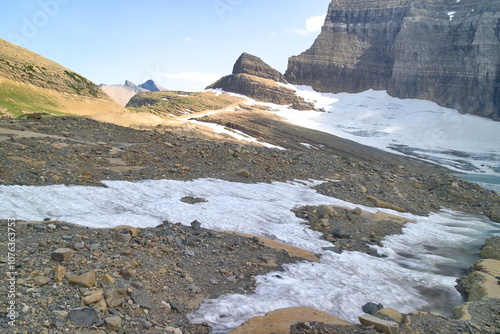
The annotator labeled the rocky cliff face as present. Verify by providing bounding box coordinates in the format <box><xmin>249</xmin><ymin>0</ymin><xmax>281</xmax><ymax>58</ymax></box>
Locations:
<box><xmin>208</xmin><ymin>53</ymin><xmax>314</xmax><ymax>110</ymax></box>
<box><xmin>285</xmin><ymin>0</ymin><xmax>500</xmax><ymax>120</ymax></box>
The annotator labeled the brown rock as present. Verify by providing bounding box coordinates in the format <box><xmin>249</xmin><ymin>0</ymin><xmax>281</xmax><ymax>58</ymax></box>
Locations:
<box><xmin>101</xmin><ymin>273</ymin><xmax>115</xmax><ymax>284</ymax></box>
<box><xmin>105</xmin><ymin>288</ymin><xmax>130</xmax><ymax>308</ymax></box>
<box><xmin>452</xmin><ymin>303</ymin><xmax>472</xmax><ymax>321</ymax></box>
<box><xmin>34</xmin><ymin>276</ymin><xmax>51</xmax><ymax>286</ymax></box>
<box><xmin>69</xmin><ymin>271</ymin><xmax>96</xmax><ymax>288</ymax></box>
<box><xmin>113</xmin><ymin>225</ymin><xmax>142</xmax><ymax>238</ymax></box>
<box><xmin>53</xmin><ymin>265</ymin><xmax>66</xmax><ymax>282</ymax></box>
<box><xmin>83</xmin><ymin>291</ymin><xmax>104</xmax><ymax>305</ymax></box>
<box><xmin>93</xmin><ymin>298</ymin><xmax>107</xmax><ymax>312</ymax></box>
<box><xmin>228</xmin><ymin>306</ymin><xmax>352</xmax><ymax>334</ymax></box>
<box><xmin>366</xmin><ymin>195</ymin><xmax>405</xmax><ymax>212</ymax></box>
<box><xmin>375</xmin><ymin>308</ymin><xmax>404</xmax><ymax>323</ymax></box>
<box><xmin>105</xmin><ymin>316</ymin><xmax>122</xmax><ymax>331</ymax></box>
<box><xmin>236</xmin><ymin>169</ymin><xmax>251</xmax><ymax>178</ymax></box>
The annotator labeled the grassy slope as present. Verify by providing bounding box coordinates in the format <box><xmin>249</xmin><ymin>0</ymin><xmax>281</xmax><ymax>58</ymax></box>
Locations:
<box><xmin>126</xmin><ymin>90</ymin><xmax>242</xmax><ymax>117</ymax></box>
<box><xmin>0</xmin><ymin>39</ymin><xmax>124</xmax><ymax>117</ymax></box>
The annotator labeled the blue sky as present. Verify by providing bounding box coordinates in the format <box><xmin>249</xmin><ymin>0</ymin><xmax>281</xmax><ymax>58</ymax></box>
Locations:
<box><xmin>0</xmin><ymin>0</ymin><xmax>331</xmax><ymax>91</ymax></box>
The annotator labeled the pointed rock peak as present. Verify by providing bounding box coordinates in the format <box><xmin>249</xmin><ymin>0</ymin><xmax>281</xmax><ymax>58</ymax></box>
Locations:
<box><xmin>232</xmin><ymin>52</ymin><xmax>287</xmax><ymax>83</ymax></box>
<box><xmin>124</xmin><ymin>80</ymin><xmax>139</xmax><ymax>89</ymax></box>
<box><xmin>139</xmin><ymin>80</ymin><xmax>167</xmax><ymax>92</ymax></box>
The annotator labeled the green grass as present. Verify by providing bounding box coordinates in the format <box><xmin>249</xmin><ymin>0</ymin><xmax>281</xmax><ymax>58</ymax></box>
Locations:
<box><xmin>126</xmin><ymin>91</ymin><xmax>235</xmax><ymax>115</ymax></box>
<box><xmin>0</xmin><ymin>81</ymin><xmax>72</xmax><ymax>117</ymax></box>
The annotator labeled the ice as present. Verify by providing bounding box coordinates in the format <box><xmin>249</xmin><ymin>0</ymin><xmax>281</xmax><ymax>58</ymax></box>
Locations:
<box><xmin>269</xmin><ymin>86</ymin><xmax>500</xmax><ymax>176</ymax></box>
<box><xmin>448</xmin><ymin>11</ymin><xmax>456</xmax><ymax>20</ymax></box>
<box><xmin>1</xmin><ymin>179</ymin><xmax>498</xmax><ymax>333</ymax></box>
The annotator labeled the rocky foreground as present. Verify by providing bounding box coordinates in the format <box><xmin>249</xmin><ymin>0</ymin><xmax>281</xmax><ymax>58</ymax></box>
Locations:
<box><xmin>0</xmin><ymin>116</ymin><xmax>499</xmax><ymax>333</ymax></box>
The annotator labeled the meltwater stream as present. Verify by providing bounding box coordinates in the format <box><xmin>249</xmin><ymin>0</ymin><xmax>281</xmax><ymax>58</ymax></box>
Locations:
<box><xmin>0</xmin><ymin>179</ymin><xmax>498</xmax><ymax>332</ymax></box>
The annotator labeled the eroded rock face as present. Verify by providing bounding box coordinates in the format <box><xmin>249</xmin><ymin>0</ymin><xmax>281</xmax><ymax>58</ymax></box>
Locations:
<box><xmin>285</xmin><ymin>0</ymin><xmax>500</xmax><ymax>120</ymax></box>
<box><xmin>207</xmin><ymin>53</ymin><xmax>315</xmax><ymax>110</ymax></box>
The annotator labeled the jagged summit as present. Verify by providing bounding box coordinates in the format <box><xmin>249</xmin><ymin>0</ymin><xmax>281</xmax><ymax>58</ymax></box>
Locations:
<box><xmin>207</xmin><ymin>52</ymin><xmax>314</xmax><ymax>110</ymax></box>
<box><xmin>123</xmin><ymin>80</ymin><xmax>148</xmax><ymax>94</ymax></box>
<box><xmin>285</xmin><ymin>0</ymin><xmax>500</xmax><ymax>120</ymax></box>
<box><xmin>139</xmin><ymin>79</ymin><xmax>167</xmax><ymax>92</ymax></box>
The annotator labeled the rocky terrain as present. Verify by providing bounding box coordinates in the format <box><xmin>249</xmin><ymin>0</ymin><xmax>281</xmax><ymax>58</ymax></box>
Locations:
<box><xmin>207</xmin><ymin>53</ymin><xmax>314</xmax><ymax>110</ymax></box>
<box><xmin>285</xmin><ymin>0</ymin><xmax>500</xmax><ymax>120</ymax></box>
<box><xmin>0</xmin><ymin>115</ymin><xmax>499</xmax><ymax>333</ymax></box>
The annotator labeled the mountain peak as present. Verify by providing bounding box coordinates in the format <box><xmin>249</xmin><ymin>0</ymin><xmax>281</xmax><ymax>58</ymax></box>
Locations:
<box><xmin>139</xmin><ymin>79</ymin><xmax>167</xmax><ymax>92</ymax></box>
<box><xmin>232</xmin><ymin>53</ymin><xmax>287</xmax><ymax>84</ymax></box>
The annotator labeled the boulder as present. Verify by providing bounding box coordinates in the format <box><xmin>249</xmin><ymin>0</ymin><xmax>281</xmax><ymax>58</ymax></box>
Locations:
<box><xmin>480</xmin><ymin>237</ymin><xmax>500</xmax><ymax>260</ymax></box>
<box><xmin>375</xmin><ymin>308</ymin><xmax>404</xmax><ymax>323</ymax></box>
<box><xmin>359</xmin><ymin>314</ymin><xmax>399</xmax><ymax>334</ymax></box>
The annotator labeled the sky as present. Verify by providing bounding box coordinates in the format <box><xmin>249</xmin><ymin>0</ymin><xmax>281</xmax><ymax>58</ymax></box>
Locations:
<box><xmin>0</xmin><ymin>0</ymin><xmax>331</xmax><ymax>91</ymax></box>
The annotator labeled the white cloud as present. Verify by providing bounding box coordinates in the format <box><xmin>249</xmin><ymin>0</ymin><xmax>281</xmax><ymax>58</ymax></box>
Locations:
<box><xmin>184</xmin><ymin>37</ymin><xmax>197</xmax><ymax>44</ymax></box>
<box><xmin>284</xmin><ymin>14</ymin><xmax>326</xmax><ymax>36</ymax></box>
<box><xmin>306</xmin><ymin>15</ymin><xmax>326</xmax><ymax>33</ymax></box>
<box><xmin>164</xmin><ymin>72</ymin><xmax>222</xmax><ymax>83</ymax></box>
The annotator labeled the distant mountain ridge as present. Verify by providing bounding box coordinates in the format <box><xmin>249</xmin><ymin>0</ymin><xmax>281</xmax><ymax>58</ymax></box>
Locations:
<box><xmin>285</xmin><ymin>0</ymin><xmax>500</xmax><ymax>120</ymax></box>
<box><xmin>100</xmin><ymin>79</ymin><xmax>167</xmax><ymax>107</ymax></box>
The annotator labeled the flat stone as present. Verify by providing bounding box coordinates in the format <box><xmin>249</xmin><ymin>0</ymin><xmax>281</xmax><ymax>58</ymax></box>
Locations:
<box><xmin>359</xmin><ymin>314</ymin><xmax>399</xmax><ymax>334</ymax></box>
<box><xmin>69</xmin><ymin>307</ymin><xmax>102</xmax><ymax>326</ymax></box>
<box><xmin>229</xmin><ymin>306</ymin><xmax>352</xmax><ymax>334</ymax></box>
<box><xmin>69</xmin><ymin>271</ymin><xmax>96</xmax><ymax>287</ymax></box>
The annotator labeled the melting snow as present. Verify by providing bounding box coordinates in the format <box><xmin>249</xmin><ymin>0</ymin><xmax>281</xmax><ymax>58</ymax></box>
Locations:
<box><xmin>268</xmin><ymin>86</ymin><xmax>500</xmax><ymax>177</ymax></box>
<box><xmin>1</xmin><ymin>179</ymin><xmax>498</xmax><ymax>332</ymax></box>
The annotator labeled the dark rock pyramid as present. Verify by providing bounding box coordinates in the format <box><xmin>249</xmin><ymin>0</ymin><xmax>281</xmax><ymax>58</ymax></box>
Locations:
<box><xmin>207</xmin><ymin>53</ymin><xmax>314</xmax><ymax>110</ymax></box>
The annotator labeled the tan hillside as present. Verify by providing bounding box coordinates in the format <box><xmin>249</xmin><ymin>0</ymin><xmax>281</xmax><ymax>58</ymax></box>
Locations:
<box><xmin>0</xmin><ymin>38</ymin><xmax>124</xmax><ymax>117</ymax></box>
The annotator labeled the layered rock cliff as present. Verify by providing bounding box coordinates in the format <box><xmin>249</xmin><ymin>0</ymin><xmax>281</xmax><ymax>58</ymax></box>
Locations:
<box><xmin>285</xmin><ymin>0</ymin><xmax>500</xmax><ymax>120</ymax></box>
<box><xmin>208</xmin><ymin>53</ymin><xmax>314</xmax><ymax>110</ymax></box>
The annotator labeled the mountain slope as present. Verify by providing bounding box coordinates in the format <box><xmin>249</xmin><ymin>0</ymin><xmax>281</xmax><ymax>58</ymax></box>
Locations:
<box><xmin>285</xmin><ymin>0</ymin><xmax>500</xmax><ymax>120</ymax></box>
<box><xmin>0</xmin><ymin>38</ymin><xmax>123</xmax><ymax>116</ymax></box>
